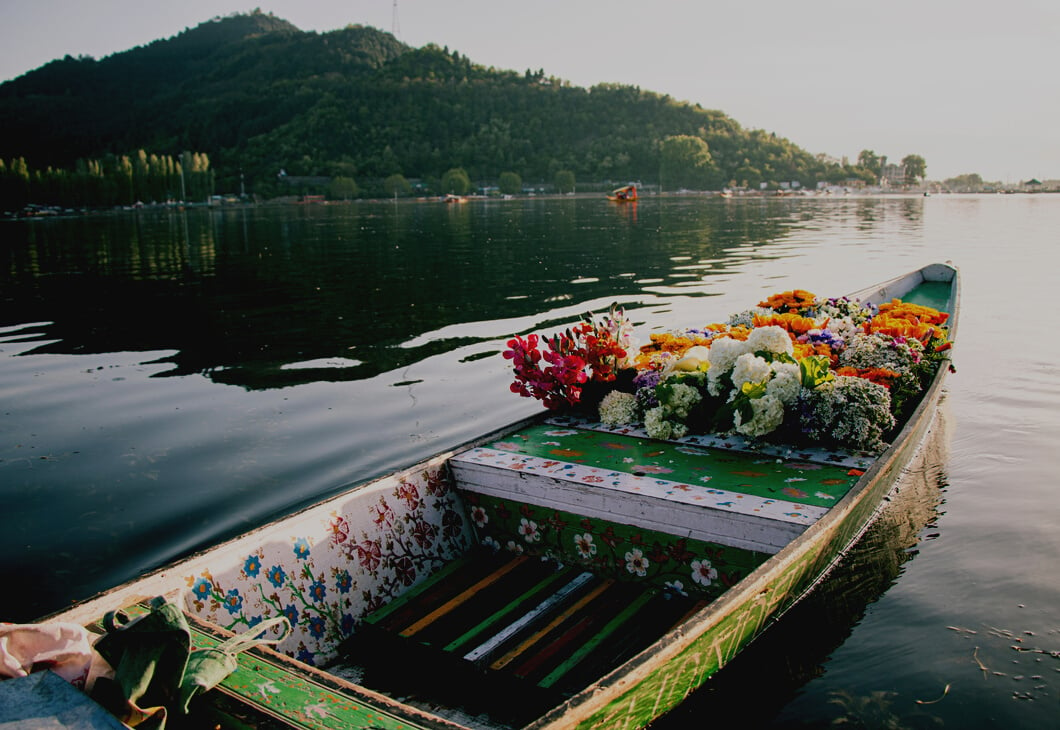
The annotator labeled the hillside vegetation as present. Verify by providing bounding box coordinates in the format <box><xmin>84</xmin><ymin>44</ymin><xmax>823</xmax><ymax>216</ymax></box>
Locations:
<box><xmin>0</xmin><ymin>11</ymin><xmax>874</xmax><ymax>203</ymax></box>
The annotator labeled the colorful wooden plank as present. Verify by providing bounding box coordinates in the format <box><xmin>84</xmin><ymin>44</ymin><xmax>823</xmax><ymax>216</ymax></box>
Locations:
<box><xmin>537</xmin><ymin>589</ymin><xmax>657</xmax><ymax>689</ymax></box>
<box><xmin>442</xmin><ymin>568</ymin><xmax>572</xmax><ymax>653</ymax></box>
<box><xmin>398</xmin><ymin>556</ymin><xmax>528</xmax><ymax>637</ymax></box>
<box><xmin>463</xmin><ymin>572</ymin><xmax>594</xmax><ymax>663</ymax></box>
<box><xmin>489</xmin><ymin>578</ymin><xmax>615</xmax><ymax>671</ymax></box>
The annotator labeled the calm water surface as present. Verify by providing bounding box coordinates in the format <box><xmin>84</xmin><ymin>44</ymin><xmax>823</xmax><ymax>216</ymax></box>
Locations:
<box><xmin>2</xmin><ymin>195</ymin><xmax>1058</xmax><ymax>728</ymax></box>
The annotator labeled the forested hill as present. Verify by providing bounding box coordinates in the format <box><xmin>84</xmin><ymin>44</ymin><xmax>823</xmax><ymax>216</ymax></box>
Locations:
<box><xmin>0</xmin><ymin>10</ymin><xmax>864</xmax><ymax>197</ymax></box>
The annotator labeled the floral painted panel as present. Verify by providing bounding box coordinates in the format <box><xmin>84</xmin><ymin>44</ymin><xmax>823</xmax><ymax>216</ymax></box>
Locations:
<box><xmin>462</xmin><ymin>492</ymin><xmax>767</xmax><ymax>601</ymax></box>
<box><xmin>179</xmin><ymin>466</ymin><xmax>473</xmax><ymax>666</ymax></box>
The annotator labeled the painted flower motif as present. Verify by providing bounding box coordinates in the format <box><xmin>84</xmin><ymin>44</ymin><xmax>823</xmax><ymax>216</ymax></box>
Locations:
<box><xmin>625</xmin><ymin>548</ymin><xmax>649</xmax><ymax>577</ymax></box>
<box><xmin>296</xmin><ymin>646</ymin><xmax>315</xmax><ymax>666</ymax></box>
<box><xmin>283</xmin><ymin>604</ymin><xmax>299</xmax><ymax>625</ymax></box>
<box><xmin>574</xmin><ymin>533</ymin><xmax>597</xmax><ymax>558</ymax></box>
<box><xmin>691</xmin><ymin>559</ymin><xmax>719</xmax><ymax>586</ymax></box>
<box><xmin>543</xmin><ymin>429</ymin><xmax>578</xmax><ymax>437</ymax></box>
<box><xmin>395</xmin><ymin>481</ymin><xmax>421</xmax><ymax>510</ymax></box>
<box><xmin>518</xmin><ymin>517</ymin><xmax>541</xmax><ymax>543</ymax></box>
<box><xmin>372</xmin><ymin>498</ymin><xmax>396</xmax><ymax>527</ymax></box>
<box><xmin>309</xmin><ymin>580</ymin><xmax>327</xmax><ymax>602</ymax></box>
<box><xmin>632</xmin><ymin>464</ymin><xmax>674</xmax><ymax>475</ymax></box>
<box><xmin>355</xmin><ymin>539</ymin><xmax>382</xmax><ymax>572</ymax></box>
<box><xmin>470</xmin><ymin>505</ymin><xmax>489</xmax><ymax>528</ymax></box>
<box><xmin>505</xmin><ymin>540</ymin><xmax>525</xmax><ymax>555</ymax></box>
<box><xmin>409</xmin><ymin>517</ymin><xmax>439</xmax><ymax>548</ymax></box>
<box><xmin>341</xmin><ymin>613</ymin><xmax>356</xmax><ymax>635</ymax></box>
<box><xmin>483</xmin><ymin>535</ymin><xmax>501</xmax><ymax>551</ymax></box>
<box><xmin>222</xmin><ymin>588</ymin><xmax>243</xmax><ymax>615</ymax></box>
<box><xmin>664</xmin><ymin>580</ymin><xmax>689</xmax><ymax>597</ymax></box>
<box><xmin>267</xmin><ymin>565</ymin><xmax>287</xmax><ymax>589</ymax></box>
<box><xmin>442</xmin><ymin>507</ymin><xmax>465</xmax><ymax>539</ymax></box>
<box><xmin>307</xmin><ymin>616</ymin><xmax>327</xmax><ymax>639</ymax></box>
<box><xmin>334</xmin><ymin>569</ymin><xmax>353</xmax><ymax>594</ymax></box>
<box><xmin>328</xmin><ymin>516</ymin><xmax>349</xmax><ymax>544</ymax></box>
<box><xmin>243</xmin><ymin>555</ymin><xmax>261</xmax><ymax>578</ymax></box>
<box><xmin>493</xmin><ymin>441</ymin><xmax>524</xmax><ymax>452</ymax></box>
<box><xmin>192</xmin><ymin>577</ymin><xmax>212</xmax><ymax>601</ymax></box>
<box><xmin>293</xmin><ymin>538</ymin><xmax>311</xmax><ymax>560</ymax></box>
<box><xmin>394</xmin><ymin>556</ymin><xmax>417</xmax><ymax>586</ymax></box>
<box><xmin>304</xmin><ymin>703</ymin><xmax>335</xmax><ymax>721</ymax></box>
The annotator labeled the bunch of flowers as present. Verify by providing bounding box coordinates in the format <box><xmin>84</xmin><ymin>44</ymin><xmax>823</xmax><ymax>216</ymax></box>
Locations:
<box><xmin>796</xmin><ymin>376</ymin><xmax>896</xmax><ymax>453</ymax></box>
<box><xmin>503</xmin><ymin>288</ymin><xmax>952</xmax><ymax>453</ymax></box>
<box><xmin>758</xmin><ymin>289</ymin><xmax>818</xmax><ymax>314</ymax></box>
<box><xmin>503</xmin><ymin>304</ymin><xmax>635</xmax><ymax>410</ymax></box>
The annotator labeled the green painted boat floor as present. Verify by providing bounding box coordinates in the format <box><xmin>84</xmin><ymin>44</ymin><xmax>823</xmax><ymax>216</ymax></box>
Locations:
<box><xmin>478</xmin><ymin>423</ymin><xmax>860</xmax><ymax>509</ymax></box>
<box><xmin>894</xmin><ymin>279</ymin><xmax>953</xmax><ymax>312</ymax></box>
<box><xmin>336</xmin><ymin>548</ymin><xmax>701</xmax><ymax>728</ymax></box>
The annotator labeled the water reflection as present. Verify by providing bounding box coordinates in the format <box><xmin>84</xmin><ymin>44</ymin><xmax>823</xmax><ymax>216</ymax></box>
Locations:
<box><xmin>1</xmin><ymin>199</ymin><xmax>807</xmax><ymax>389</ymax></box>
<box><xmin>651</xmin><ymin>401</ymin><xmax>952</xmax><ymax>728</ymax></box>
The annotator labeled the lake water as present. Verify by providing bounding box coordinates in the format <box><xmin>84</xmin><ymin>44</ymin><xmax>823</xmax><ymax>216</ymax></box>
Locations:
<box><xmin>2</xmin><ymin>194</ymin><xmax>1058</xmax><ymax>728</ymax></box>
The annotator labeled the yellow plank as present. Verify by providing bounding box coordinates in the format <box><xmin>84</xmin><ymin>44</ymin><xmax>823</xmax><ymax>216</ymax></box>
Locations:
<box><xmin>399</xmin><ymin>556</ymin><xmax>528</xmax><ymax>637</ymax></box>
<box><xmin>489</xmin><ymin>579</ymin><xmax>614</xmax><ymax>671</ymax></box>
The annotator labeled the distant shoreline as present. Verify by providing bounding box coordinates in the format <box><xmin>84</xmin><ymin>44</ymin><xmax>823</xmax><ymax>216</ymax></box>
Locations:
<box><xmin>4</xmin><ymin>188</ymin><xmax>1056</xmax><ymax>221</ymax></box>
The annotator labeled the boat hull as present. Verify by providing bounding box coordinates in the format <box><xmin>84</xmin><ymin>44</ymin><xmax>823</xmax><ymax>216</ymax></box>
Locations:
<box><xmin>39</xmin><ymin>264</ymin><xmax>958</xmax><ymax>729</ymax></box>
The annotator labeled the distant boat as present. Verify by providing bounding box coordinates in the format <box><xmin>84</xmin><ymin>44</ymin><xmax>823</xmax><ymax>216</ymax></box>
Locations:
<box><xmin>607</xmin><ymin>184</ymin><xmax>637</xmax><ymax>202</ymax></box>
<box><xmin>443</xmin><ymin>194</ymin><xmax>467</xmax><ymax>204</ymax></box>
<box><xmin>719</xmin><ymin>189</ymin><xmax>733</xmax><ymax>199</ymax></box>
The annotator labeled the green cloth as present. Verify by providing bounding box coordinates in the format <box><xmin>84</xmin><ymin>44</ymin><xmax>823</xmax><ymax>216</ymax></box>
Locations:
<box><xmin>91</xmin><ymin>596</ymin><xmax>289</xmax><ymax>727</ymax></box>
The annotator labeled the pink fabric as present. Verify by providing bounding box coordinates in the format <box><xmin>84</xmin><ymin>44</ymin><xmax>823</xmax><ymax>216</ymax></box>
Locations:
<box><xmin>0</xmin><ymin>622</ymin><xmax>102</xmax><ymax>688</ymax></box>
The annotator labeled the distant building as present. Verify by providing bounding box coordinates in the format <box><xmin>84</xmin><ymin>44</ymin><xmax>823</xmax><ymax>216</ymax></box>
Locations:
<box><xmin>878</xmin><ymin>156</ymin><xmax>909</xmax><ymax>188</ymax></box>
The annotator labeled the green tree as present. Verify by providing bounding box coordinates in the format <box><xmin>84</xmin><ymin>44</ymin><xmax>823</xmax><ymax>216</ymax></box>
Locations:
<box><xmin>440</xmin><ymin>167</ymin><xmax>471</xmax><ymax>195</ymax></box>
<box><xmin>857</xmin><ymin>150</ymin><xmax>881</xmax><ymax>175</ymax></box>
<box><xmin>329</xmin><ymin>176</ymin><xmax>359</xmax><ymax>200</ymax></box>
<box><xmin>901</xmin><ymin>154</ymin><xmax>926</xmax><ymax>184</ymax></box>
<box><xmin>659</xmin><ymin>135</ymin><xmax>715</xmax><ymax>191</ymax></box>
<box><xmin>554</xmin><ymin>169</ymin><xmax>575</xmax><ymax>194</ymax></box>
<box><xmin>498</xmin><ymin>171</ymin><xmax>522</xmax><ymax>195</ymax></box>
<box><xmin>384</xmin><ymin>173</ymin><xmax>411</xmax><ymax>197</ymax></box>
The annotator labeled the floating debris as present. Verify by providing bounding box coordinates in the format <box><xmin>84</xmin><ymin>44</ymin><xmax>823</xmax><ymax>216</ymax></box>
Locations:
<box><xmin>914</xmin><ymin>683</ymin><xmax>951</xmax><ymax>705</ymax></box>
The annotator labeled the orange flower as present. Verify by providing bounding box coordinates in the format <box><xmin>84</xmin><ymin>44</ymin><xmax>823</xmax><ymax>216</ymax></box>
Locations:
<box><xmin>876</xmin><ymin>299</ymin><xmax>949</xmax><ymax>326</ymax></box>
<box><xmin>835</xmin><ymin>366</ymin><xmax>903</xmax><ymax>390</ymax></box>
<box><xmin>712</xmin><ymin>324</ymin><xmax>752</xmax><ymax>341</ymax></box>
<box><xmin>635</xmin><ymin>332</ymin><xmax>713</xmax><ymax>368</ymax></box>
<box><xmin>753</xmin><ymin>312</ymin><xmax>817</xmax><ymax>335</ymax></box>
<box><xmin>758</xmin><ymin>289</ymin><xmax>817</xmax><ymax>314</ymax></box>
<box><xmin>865</xmin><ymin>314</ymin><xmax>939</xmax><ymax>343</ymax></box>
<box><xmin>793</xmin><ymin>341</ymin><xmax>835</xmax><ymax>364</ymax></box>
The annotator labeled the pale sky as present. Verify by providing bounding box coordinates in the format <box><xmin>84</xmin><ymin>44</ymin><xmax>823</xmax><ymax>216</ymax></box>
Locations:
<box><xmin>1</xmin><ymin>0</ymin><xmax>1056</xmax><ymax>183</ymax></box>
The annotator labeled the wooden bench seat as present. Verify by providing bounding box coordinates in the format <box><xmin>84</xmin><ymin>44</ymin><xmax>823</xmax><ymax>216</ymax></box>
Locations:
<box><xmin>449</xmin><ymin>421</ymin><xmax>863</xmax><ymax>554</ymax></box>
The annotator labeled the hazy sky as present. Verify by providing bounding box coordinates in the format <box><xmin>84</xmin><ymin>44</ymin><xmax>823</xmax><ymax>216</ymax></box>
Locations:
<box><xmin>1</xmin><ymin>0</ymin><xmax>1056</xmax><ymax>182</ymax></box>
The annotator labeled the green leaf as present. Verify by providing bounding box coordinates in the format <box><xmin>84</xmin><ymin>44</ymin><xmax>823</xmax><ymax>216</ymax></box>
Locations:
<box><xmin>799</xmin><ymin>355</ymin><xmax>835</xmax><ymax>389</ymax></box>
<box><xmin>741</xmin><ymin>380</ymin><xmax>767</xmax><ymax>399</ymax></box>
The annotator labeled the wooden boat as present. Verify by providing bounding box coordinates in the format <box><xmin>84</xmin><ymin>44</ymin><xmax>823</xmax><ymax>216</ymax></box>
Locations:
<box><xmin>34</xmin><ymin>263</ymin><xmax>958</xmax><ymax>729</ymax></box>
<box><xmin>607</xmin><ymin>184</ymin><xmax>637</xmax><ymax>202</ymax></box>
